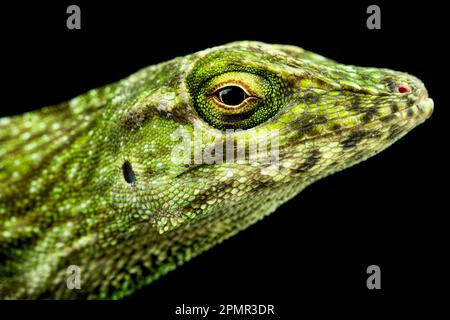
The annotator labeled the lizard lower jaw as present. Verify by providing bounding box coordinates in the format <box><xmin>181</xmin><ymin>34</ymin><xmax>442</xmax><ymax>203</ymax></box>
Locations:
<box><xmin>416</xmin><ymin>98</ymin><xmax>434</xmax><ymax>119</ymax></box>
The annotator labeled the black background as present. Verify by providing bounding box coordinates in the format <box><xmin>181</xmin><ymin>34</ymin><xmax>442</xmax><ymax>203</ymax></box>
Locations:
<box><xmin>1</xmin><ymin>0</ymin><xmax>448</xmax><ymax>316</ymax></box>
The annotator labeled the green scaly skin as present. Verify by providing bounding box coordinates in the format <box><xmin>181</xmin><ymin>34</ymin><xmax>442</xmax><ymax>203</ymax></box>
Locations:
<box><xmin>0</xmin><ymin>41</ymin><xmax>433</xmax><ymax>299</ymax></box>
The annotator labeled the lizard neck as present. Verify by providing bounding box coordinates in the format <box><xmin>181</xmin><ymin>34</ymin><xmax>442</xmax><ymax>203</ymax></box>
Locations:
<box><xmin>0</xmin><ymin>88</ymin><xmax>109</xmax><ymax>210</ymax></box>
<box><xmin>0</xmin><ymin>87</ymin><xmax>118</xmax><ymax>297</ymax></box>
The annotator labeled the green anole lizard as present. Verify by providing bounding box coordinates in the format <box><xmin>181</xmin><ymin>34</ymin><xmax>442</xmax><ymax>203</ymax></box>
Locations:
<box><xmin>0</xmin><ymin>41</ymin><xmax>433</xmax><ymax>299</ymax></box>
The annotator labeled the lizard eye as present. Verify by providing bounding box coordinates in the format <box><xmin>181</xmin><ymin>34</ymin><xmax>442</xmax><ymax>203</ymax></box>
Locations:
<box><xmin>209</xmin><ymin>83</ymin><xmax>261</xmax><ymax>120</ymax></box>
<box><xmin>190</xmin><ymin>71</ymin><xmax>284</xmax><ymax>130</ymax></box>
<box><xmin>214</xmin><ymin>86</ymin><xmax>248</xmax><ymax>106</ymax></box>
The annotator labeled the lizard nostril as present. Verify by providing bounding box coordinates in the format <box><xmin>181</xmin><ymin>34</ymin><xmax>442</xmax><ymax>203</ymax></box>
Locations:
<box><xmin>122</xmin><ymin>160</ymin><xmax>136</xmax><ymax>184</ymax></box>
<box><xmin>394</xmin><ymin>83</ymin><xmax>411</xmax><ymax>94</ymax></box>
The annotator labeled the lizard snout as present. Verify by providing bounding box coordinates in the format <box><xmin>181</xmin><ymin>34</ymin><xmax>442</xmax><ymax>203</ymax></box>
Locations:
<box><xmin>416</xmin><ymin>98</ymin><xmax>434</xmax><ymax>119</ymax></box>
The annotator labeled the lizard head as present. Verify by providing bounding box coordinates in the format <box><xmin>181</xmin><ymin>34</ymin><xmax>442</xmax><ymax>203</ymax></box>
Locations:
<box><xmin>114</xmin><ymin>41</ymin><xmax>432</xmax><ymax>234</ymax></box>
<box><xmin>0</xmin><ymin>41</ymin><xmax>433</xmax><ymax>298</ymax></box>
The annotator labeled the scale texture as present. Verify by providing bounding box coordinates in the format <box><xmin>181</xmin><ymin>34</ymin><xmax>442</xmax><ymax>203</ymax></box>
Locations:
<box><xmin>0</xmin><ymin>41</ymin><xmax>433</xmax><ymax>299</ymax></box>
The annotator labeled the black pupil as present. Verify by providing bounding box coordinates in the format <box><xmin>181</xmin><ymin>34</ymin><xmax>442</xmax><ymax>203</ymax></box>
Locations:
<box><xmin>218</xmin><ymin>86</ymin><xmax>246</xmax><ymax>105</ymax></box>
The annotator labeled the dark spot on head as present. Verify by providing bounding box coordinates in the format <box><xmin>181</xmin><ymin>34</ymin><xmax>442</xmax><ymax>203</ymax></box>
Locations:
<box><xmin>290</xmin><ymin>114</ymin><xmax>327</xmax><ymax>129</ymax></box>
<box><xmin>348</xmin><ymin>95</ymin><xmax>364</xmax><ymax>113</ymax></box>
<box><xmin>340</xmin><ymin>130</ymin><xmax>369</xmax><ymax>149</ymax></box>
<box><xmin>283</xmin><ymin>125</ymin><xmax>305</xmax><ymax>143</ymax></box>
<box><xmin>386</xmin><ymin>78</ymin><xmax>397</xmax><ymax>92</ymax></box>
<box><xmin>361</xmin><ymin>107</ymin><xmax>378</xmax><ymax>123</ymax></box>
<box><xmin>163</xmin><ymin>106</ymin><xmax>193</xmax><ymax>124</ymax></box>
<box><xmin>122</xmin><ymin>160</ymin><xmax>136</xmax><ymax>184</ymax></box>
<box><xmin>305</xmin><ymin>125</ymin><xmax>321</xmax><ymax>137</ymax></box>
<box><xmin>366</xmin><ymin>107</ymin><xmax>378</xmax><ymax>116</ymax></box>
<box><xmin>407</xmin><ymin>108</ymin><xmax>414</xmax><ymax>118</ymax></box>
<box><xmin>330</xmin><ymin>123</ymin><xmax>342</xmax><ymax>131</ymax></box>
<box><xmin>145</xmin><ymin>167</ymin><xmax>155</xmax><ymax>176</ymax></box>
<box><xmin>303</xmin><ymin>90</ymin><xmax>319</xmax><ymax>104</ymax></box>
<box><xmin>314</xmin><ymin>115</ymin><xmax>328</xmax><ymax>125</ymax></box>
<box><xmin>407</xmin><ymin>95</ymin><xmax>417</xmax><ymax>104</ymax></box>
<box><xmin>361</xmin><ymin>114</ymin><xmax>372</xmax><ymax>123</ymax></box>
<box><xmin>287</xmin><ymin>114</ymin><xmax>315</xmax><ymax>131</ymax></box>
<box><xmin>391</xmin><ymin>104</ymin><xmax>399</xmax><ymax>113</ymax></box>
<box><xmin>122</xmin><ymin>103</ymin><xmax>191</xmax><ymax>130</ymax></box>
<box><xmin>121</xmin><ymin>109</ymin><xmax>151</xmax><ymax>130</ymax></box>
<box><xmin>380</xmin><ymin>114</ymin><xmax>396</xmax><ymax>123</ymax></box>
<box><xmin>293</xmin><ymin>149</ymin><xmax>321</xmax><ymax>173</ymax></box>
